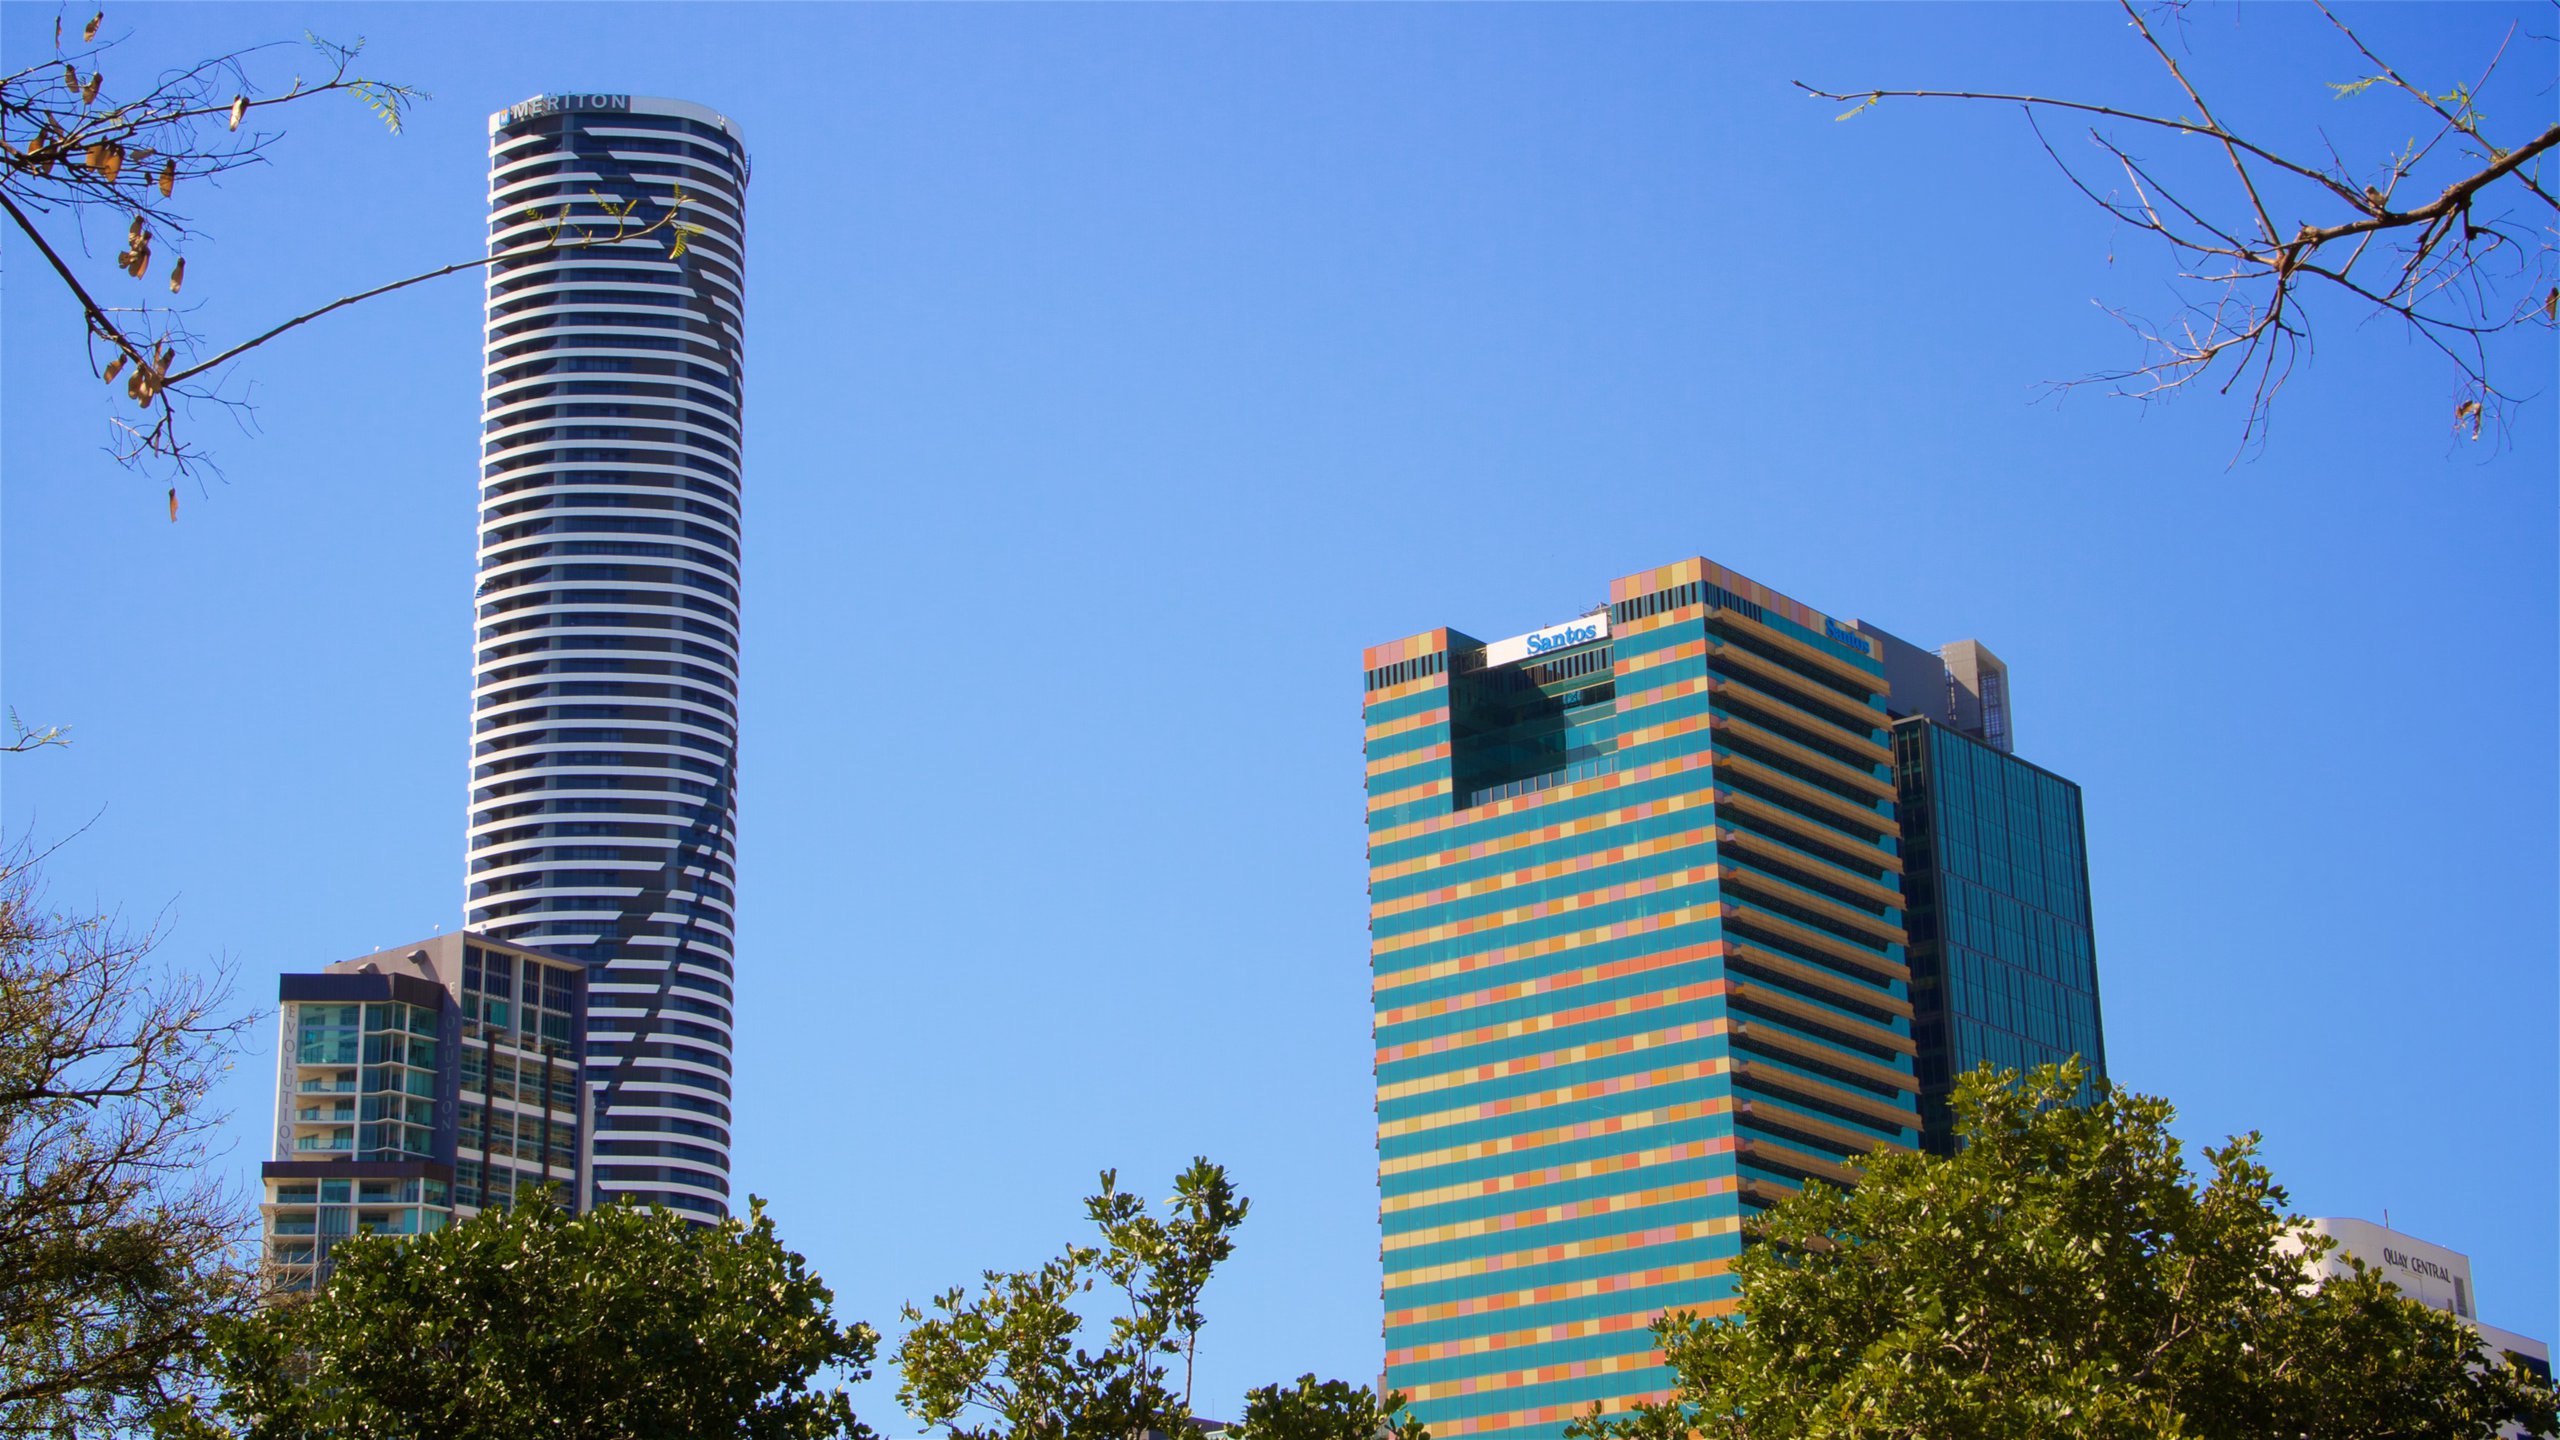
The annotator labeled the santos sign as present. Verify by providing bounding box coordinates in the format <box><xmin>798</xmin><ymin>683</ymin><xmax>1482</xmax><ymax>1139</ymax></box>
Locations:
<box><xmin>1484</xmin><ymin>613</ymin><xmax>1611</xmax><ymax>667</ymax></box>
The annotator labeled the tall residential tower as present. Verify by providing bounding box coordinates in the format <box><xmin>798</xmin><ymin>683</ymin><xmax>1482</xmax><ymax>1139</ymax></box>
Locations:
<box><xmin>468</xmin><ymin>94</ymin><xmax>747</xmax><ymax>1221</ymax></box>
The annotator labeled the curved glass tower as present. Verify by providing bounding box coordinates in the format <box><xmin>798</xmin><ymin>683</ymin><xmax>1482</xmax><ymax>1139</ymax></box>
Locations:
<box><xmin>468</xmin><ymin>94</ymin><xmax>746</xmax><ymax>1221</ymax></box>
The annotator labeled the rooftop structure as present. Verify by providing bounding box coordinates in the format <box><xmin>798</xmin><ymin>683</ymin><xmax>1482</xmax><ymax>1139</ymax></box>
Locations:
<box><xmin>261</xmin><ymin>931</ymin><xmax>589</xmax><ymax>1291</ymax></box>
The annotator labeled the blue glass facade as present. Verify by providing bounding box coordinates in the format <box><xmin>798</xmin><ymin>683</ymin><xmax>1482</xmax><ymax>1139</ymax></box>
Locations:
<box><xmin>1889</xmin><ymin>718</ymin><xmax>2105</xmax><ymax>1151</ymax></box>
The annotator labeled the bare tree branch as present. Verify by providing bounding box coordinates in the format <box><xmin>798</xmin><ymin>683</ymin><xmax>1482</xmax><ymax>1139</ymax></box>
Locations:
<box><xmin>2</xmin><ymin>15</ymin><xmax>709</xmax><ymax>504</ymax></box>
<box><xmin>1802</xmin><ymin>0</ymin><xmax>2559</xmax><ymax>453</ymax></box>
<box><xmin>0</xmin><ymin>841</ymin><xmax>259</xmax><ymax>1437</ymax></box>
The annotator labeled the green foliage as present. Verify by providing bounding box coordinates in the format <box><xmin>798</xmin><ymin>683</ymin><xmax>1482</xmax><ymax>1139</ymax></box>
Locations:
<box><xmin>895</xmin><ymin>1159</ymin><xmax>1252</xmax><ymax>1440</ymax></box>
<box><xmin>1233</xmin><ymin>1374</ymin><xmax>1428</xmax><ymax>1440</ymax></box>
<box><xmin>1566</xmin><ymin>1061</ymin><xmax>2560</xmax><ymax>1440</ymax></box>
<box><xmin>188</xmin><ymin>1191</ymin><xmax>875</xmax><ymax>1440</ymax></box>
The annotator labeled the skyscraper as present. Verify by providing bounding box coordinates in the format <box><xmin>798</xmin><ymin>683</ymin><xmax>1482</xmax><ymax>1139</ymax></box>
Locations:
<box><xmin>1855</xmin><ymin>624</ymin><xmax>2105</xmax><ymax>1152</ymax></box>
<box><xmin>1363</xmin><ymin>557</ymin><xmax>1924</xmax><ymax>1440</ymax></box>
<box><xmin>467</xmin><ymin>94</ymin><xmax>747</xmax><ymax>1221</ymax></box>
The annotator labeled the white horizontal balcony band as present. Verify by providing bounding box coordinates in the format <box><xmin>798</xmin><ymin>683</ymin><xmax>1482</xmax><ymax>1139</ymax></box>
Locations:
<box><xmin>484</xmin><ymin>283</ymin><xmax>747</xmax><ymax>323</ymax></box>
<box><xmin>467</xmin><ymin>872</ymin><xmax>735</xmax><ymax>901</ymax></box>
<box><xmin>491</xmin><ymin>171</ymin><xmax>742</xmax><ymax>208</ymax></box>
<box><xmin>485</xmin><ymin>407</ymin><xmax>742</xmax><ymax>443</ymax></box>
<box><xmin>475</xmin><ymin>532</ymin><xmax>742</xmax><ymax>563</ymax></box>
<box><xmin>470</xmin><ymin>618</ymin><xmax>742</xmax><ymax>648</ymax></box>
<box><xmin>486</xmin><ymin>215</ymin><xmax>732</xmax><ymax>254</ymax></box>
<box><xmin>475</xmin><ymin>627</ymin><xmax>741</xmax><ymax>656</ymax></box>
<box><xmin>475</xmin><ymin>501</ymin><xmax>743</xmax><ymax>536</ymax></box>
<box><xmin>471</xmin><ymin>738</ymin><xmax>738</xmax><ymax>761</ymax></box>
<box><xmin>472</xmin><ymin>556</ymin><xmax>739</xmax><ymax>592</ymax></box>
<box><xmin>584</xmin><ymin>1018</ymin><xmax>737</xmax><ymax>1042</ymax></box>
<box><xmin>491</xmin><ymin>181</ymin><xmax>743</xmax><ymax>217</ymax></box>
<box><xmin>484</xmin><ymin>245</ymin><xmax>743</xmax><ymax>281</ymax></box>
<box><xmin>475</xmin><ymin>599</ymin><xmax>741</xmax><ymax>630</ymax></box>
<box><xmin>482</xmin><ymin>445</ymin><xmax>744</xmax><ymax>474</ymax></box>
<box><xmin>475</xmin><ymin>728</ymin><xmax>737</xmax><ymax>754</ymax></box>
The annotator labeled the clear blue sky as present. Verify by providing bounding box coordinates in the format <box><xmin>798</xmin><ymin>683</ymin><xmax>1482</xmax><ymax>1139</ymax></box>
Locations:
<box><xmin>5</xmin><ymin>0</ymin><xmax>2552</xmax><ymax>1417</ymax></box>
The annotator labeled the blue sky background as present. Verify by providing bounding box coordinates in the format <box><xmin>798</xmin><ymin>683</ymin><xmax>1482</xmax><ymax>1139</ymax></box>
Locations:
<box><xmin>4</xmin><ymin>0</ymin><xmax>2553</xmax><ymax>1418</ymax></box>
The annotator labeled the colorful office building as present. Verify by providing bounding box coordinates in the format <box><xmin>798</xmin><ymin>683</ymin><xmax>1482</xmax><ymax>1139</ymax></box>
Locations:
<box><xmin>1856</xmin><ymin>626</ymin><xmax>2106</xmax><ymax>1151</ymax></box>
<box><xmin>260</xmin><ymin>932</ymin><xmax>590</xmax><ymax>1291</ymax></box>
<box><xmin>1363</xmin><ymin>557</ymin><xmax>1926</xmax><ymax>1439</ymax></box>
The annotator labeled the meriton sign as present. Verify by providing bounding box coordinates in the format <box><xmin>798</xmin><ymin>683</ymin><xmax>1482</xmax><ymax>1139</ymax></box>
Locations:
<box><xmin>505</xmin><ymin>94</ymin><xmax>633</xmax><ymax>126</ymax></box>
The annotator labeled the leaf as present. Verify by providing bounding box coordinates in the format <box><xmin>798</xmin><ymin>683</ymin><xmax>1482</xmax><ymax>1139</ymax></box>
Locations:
<box><xmin>87</xmin><ymin>141</ymin><xmax>121</xmax><ymax>182</ymax></box>
<box><xmin>83</xmin><ymin>11</ymin><xmax>101</xmax><ymax>42</ymax></box>
<box><xmin>228</xmin><ymin>95</ymin><xmax>246</xmax><ymax>131</ymax></box>
<box><xmin>101</xmin><ymin>354</ymin><xmax>126</xmax><ymax>385</ymax></box>
<box><xmin>1836</xmin><ymin>94</ymin><xmax>1879</xmax><ymax>122</ymax></box>
<box><xmin>349</xmin><ymin>80</ymin><xmax>405</xmax><ymax>135</ymax></box>
<box><xmin>157</xmin><ymin>158</ymin><xmax>173</xmax><ymax>197</ymax></box>
<box><xmin>2453</xmin><ymin>399</ymin><xmax>2482</xmax><ymax>438</ymax></box>
<box><xmin>168</xmin><ymin>487</ymin><xmax>178</xmax><ymax>522</ymax></box>
<box><xmin>63</xmin><ymin>63</ymin><xmax>76</xmax><ymax>92</ymax></box>
<box><xmin>81</xmin><ymin>71</ymin><xmax>101</xmax><ymax>105</ymax></box>
<box><xmin>2327</xmin><ymin>76</ymin><xmax>2383</xmax><ymax>100</ymax></box>
<box><xmin>167</xmin><ymin>256</ymin><xmax>184</xmax><ymax>294</ymax></box>
<box><xmin>2543</xmin><ymin>286</ymin><xmax>2556</xmax><ymax>323</ymax></box>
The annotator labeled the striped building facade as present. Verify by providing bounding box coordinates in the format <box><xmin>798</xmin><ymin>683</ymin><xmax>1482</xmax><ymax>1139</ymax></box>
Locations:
<box><xmin>469</xmin><ymin>94</ymin><xmax>747</xmax><ymax>1221</ymax></box>
<box><xmin>1363</xmin><ymin>557</ymin><xmax>1924</xmax><ymax>1440</ymax></box>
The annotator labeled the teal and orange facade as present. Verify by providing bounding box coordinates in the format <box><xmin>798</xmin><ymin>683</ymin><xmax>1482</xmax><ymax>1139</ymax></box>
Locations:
<box><xmin>1363</xmin><ymin>557</ymin><xmax>1925</xmax><ymax>1440</ymax></box>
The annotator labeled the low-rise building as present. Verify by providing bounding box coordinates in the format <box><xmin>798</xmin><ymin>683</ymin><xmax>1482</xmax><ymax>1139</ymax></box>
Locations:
<box><xmin>2296</xmin><ymin>1217</ymin><xmax>2551</xmax><ymax>1388</ymax></box>
<box><xmin>261</xmin><ymin>931</ymin><xmax>590</xmax><ymax>1291</ymax></box>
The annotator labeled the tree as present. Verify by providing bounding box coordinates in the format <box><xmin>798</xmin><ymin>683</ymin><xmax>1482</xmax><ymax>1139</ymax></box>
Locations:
<box><xmin>1805</xmin><ymin>0</ymin><xmax>2558</xmax><ymax>453</ymax></box>
<box><xmin>1565</xmin><ymin>1061</ymin><xmax>2560</xmax><ymax>1440</ymax></box>
<box><xmin>1230</xmin><ymin>1375</ymin><xmax>1429</xmax><ymax>1440</ymax></box>
<box><xmin>896</xmin><ymin>1159</ymin><xmax>1250</xmax><ymax>1440</ymax></box>
<box><xmin>1</xmin><ymin>9</ymin><xmax>698</xmax><ymax>500</ymax></box>
<box><xmin>0</xmin><ymin>843</ymin><xmax>254</xmax><ymax>1440</ymax></box>
<box><xmin>895</xmin><ymin>1160</ymin><xmax>1416</xmax><ymax>1440</ymax></box>
<box><xmin>187</xmin><ymin>1191</ymin><xmax>874</xmax><ymax>1440</ymax></box>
